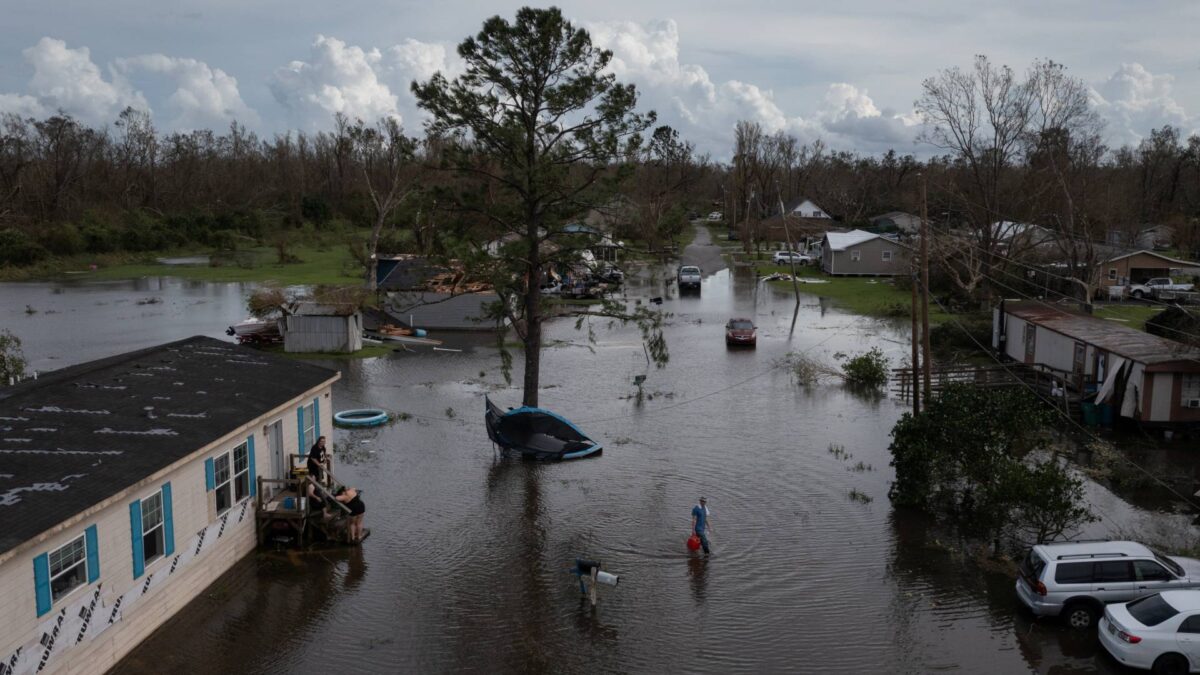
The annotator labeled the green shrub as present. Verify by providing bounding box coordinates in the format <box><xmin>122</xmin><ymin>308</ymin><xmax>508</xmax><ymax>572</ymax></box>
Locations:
<box><xmin>40</xmin><ymin>224</ymin><xmax>86</xmax><ymax>255</ymax></box>
<box><xmin>0</xmin><ymin>229</ymin><xmax>49</xmax><ymax>265</ymax></box>
<box><xmin>81</xmin><ymin>224</ymin><xmax>119</xmax><ymax>253</ymax></box>
<box><xmin>842</xmin><ymin>347</ymin><xmax>890</xmax><ymax>388</ymax></box>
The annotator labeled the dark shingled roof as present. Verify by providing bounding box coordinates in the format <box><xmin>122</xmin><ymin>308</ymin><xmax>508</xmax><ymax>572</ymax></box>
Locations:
<box><xmin>0</xmin><ymin>336</ymin><xmax>336</xmax><ymax>557</ymax></box>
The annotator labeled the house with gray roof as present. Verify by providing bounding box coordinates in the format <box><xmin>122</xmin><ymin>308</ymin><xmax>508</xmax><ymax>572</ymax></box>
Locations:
<box><xmin>820</xmin><ymin>229</ymin><xmax>911</xmax><ymax>276</ymax></box>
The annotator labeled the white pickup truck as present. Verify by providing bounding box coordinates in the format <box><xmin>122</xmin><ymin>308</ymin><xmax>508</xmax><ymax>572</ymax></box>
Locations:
<box><xmin>1128</xmin><ymin>277</ymin><xmax>1195</xmax><ymax>299</ymax></box>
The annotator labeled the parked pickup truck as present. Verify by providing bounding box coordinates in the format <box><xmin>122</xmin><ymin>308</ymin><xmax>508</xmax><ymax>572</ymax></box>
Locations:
<box><xmin>677</xmin><ymin>265</ymin><xmax>702</xmax><ymax>291</ymax></box>
<box><xmin>1128</xmin><ymin>277</ymin><xmax>1195</xmax><ymax>299</ymax></box>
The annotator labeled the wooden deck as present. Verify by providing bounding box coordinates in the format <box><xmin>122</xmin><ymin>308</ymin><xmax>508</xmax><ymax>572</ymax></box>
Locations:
<box><xmin>255</xmin><ymin>454</ymin><xmax>357</xmax><ymax>547</ymax></box>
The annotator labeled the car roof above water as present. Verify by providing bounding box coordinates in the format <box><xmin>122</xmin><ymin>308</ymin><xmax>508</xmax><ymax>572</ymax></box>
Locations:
<box><xmin>1034</xmin><ymin>540</ymin><xmax>1153</xmax><ymax>560</ymax></box>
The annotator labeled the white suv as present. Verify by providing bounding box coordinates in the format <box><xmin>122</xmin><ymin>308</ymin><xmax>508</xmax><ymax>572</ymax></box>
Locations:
<box><xmin>772</xmin><ymin>251</ymin><xmax>812</xmax><ymax>265</ymax></box>
<box><xmin>1016</xmin><ymin>541</ymin><xmax>1200</xmax><ymax>629</ymax></box>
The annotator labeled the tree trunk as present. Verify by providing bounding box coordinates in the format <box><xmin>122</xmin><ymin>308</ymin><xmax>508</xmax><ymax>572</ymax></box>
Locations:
<box><xmin>522</xmin><ymin>213</ymin><xmax>542</xmax><ymax>408</ymax></box>
<box><xmin>367</xmin><ymin>211</ymin><xmax>386</xmax><ymax>291</ymax></box>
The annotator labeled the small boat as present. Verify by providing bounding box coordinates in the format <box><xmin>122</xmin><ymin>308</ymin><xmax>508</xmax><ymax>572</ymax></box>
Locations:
<box><xmin>484</xmin><ymin>396</ymin><xmax>602</xmax><ymax>460</ymax></box>
<box><xmin>226</xmin><ymin>317</ymin><xmax>282</xmax><ymax>343</ymax></box>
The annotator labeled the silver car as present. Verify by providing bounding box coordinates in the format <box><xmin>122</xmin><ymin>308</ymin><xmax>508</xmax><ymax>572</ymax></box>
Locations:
<box><xmin>1016</xmin><ymin>541</ymin><xmax>1200</xmax><ymax>629</ymax></box>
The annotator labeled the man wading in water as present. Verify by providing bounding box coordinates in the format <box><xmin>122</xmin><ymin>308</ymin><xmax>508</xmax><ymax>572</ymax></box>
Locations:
<box><xmin>691</xmin><ymin>496</ymin><xmax>712</xmax><ymax>555</ymax></box>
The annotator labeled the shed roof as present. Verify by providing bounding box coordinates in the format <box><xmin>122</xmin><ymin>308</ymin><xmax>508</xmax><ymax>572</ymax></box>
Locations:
<box><xmin>0</xmin><ymin>336</ymin><xmax>337</xmax><ymax>557</ymax></box>
<box><xmin>1004</xmin><ymin>301</ymin><xmax>1200</xmax><ymax>365</ymax></box>
<box><xmin>824</xmin><ymin>229</ymin><xmax>881</xmax><ymax>251</ymax></box>
<box><xmin>286</xmin><ymin>302</ymin><xmax>358</xmax><ymax>317</ymax></box>
<box><xmin>1103</xmin><ymin>249</ymin><xmax>1200</xmax><ymax>270</ymax></box>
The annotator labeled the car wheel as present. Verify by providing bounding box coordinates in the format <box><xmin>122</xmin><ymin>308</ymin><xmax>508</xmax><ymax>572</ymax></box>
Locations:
<box><xmin>1064</xmin><ymin>603</ymin><xmax>1097</xmax><ymax>629</ymax></box>
<box><xmin>1132</xmin><ymin>290</ymin><xmax>1145</xmax><ymax>299</ymax></box>
<box><xmin>1152</xmin><ymin>653</ymin><xmax>1189</xmax><ymax>675</ymax></box>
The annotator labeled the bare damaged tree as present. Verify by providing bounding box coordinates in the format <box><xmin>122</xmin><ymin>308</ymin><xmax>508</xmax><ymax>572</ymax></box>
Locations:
<box><xmin>917</xmin><ymin>55</ymin><xmax>1036</xmax><ymax>300</ymax></box>
<box><xmin>348</xmin><ymin>116</ymin><xmax>416</xmax><ymax>291</ymax></box>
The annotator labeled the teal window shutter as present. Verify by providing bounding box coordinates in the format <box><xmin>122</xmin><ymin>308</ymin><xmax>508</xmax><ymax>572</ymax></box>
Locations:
<box><xmin>204</xmin><ymin>457</ymin><xmax>215</xmax><ymax>491</ymax></box>
<box><xmin>297</xmin><ymin>406</ymin><xmax>306</xmax><ymax>455</ymax></box>
<box><xmin>313</xmin><ymin>397</ymin><xmax>321</xmax><ymax>441</ymax></box>
<box><xmin>162</xmin><ymin>483</ymin><xmax>175</xmax><ymax>557</ymax></box>
<box><xmin>130</xmin><ymin>499</ymin><xmax>144</xmax><ymax>579</ymax></box>
<box><xmin>33</xmin><ymin>553</ymin><xmax>52</xmax><ymax>617</ymax></box>
<box><xmin>247</xmin><ymin>434</ymin><xmax>257</xmax><ymax>497</ymax></box>
<box><xmin>85</xmin><ymin>525</ymin><xmax>100</xmax><ymax>583</ymax></box>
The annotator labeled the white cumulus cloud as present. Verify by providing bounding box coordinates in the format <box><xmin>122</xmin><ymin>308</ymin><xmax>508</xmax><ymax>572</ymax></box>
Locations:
<box><xmin>1090</xmin><ymin>63</ymin><xmax>1197</xmax><ymax>147</ymax></box>
<box><xmin>588</xmin><ymin>19</ymin><xmax>919</xmax><ymax>156</ymax></box>
<box><xmin>0</xmin><ymin>37</ymin><xmax>256</xmax><ymax>132</ymax></box>
<box><xmin>114</xmin><ymin>55</ymin><xmax>258</xmax><ymax>130</ymax></box>
<box><xmin>270</xmin><ymin>35</ymin><xmax>457</xmax><ymax>131</ymax></box>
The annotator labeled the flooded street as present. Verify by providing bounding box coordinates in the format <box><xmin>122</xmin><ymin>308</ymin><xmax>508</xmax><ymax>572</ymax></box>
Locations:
<box><xmin>2</xmin><ymin>227</ymin><xmax>1189</xmax><ymax>673</ymax></box>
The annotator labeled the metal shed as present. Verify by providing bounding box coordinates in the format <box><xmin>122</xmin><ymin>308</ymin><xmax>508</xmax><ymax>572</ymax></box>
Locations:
<box><xmin>282</xmin><ymin>302</ymin><xmax>363</xmax><ymax>353</ymax></box>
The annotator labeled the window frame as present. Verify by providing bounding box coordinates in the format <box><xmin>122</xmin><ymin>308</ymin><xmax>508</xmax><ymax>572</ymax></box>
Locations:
<box><xmin>881</xmin><ymin>250</ymin><xmax>893</xmax><ymax>262</ymax></box>
<box><xmin>1134</xmin><ymin>559</ymin><xmax>1172</xmax><ymax>582</ymax></box>
<box><xmin>1180</xmin><ymin>615</ymin><xmax>1200</xmax><ymax>634</ymax></box>
<box><xmin>213</xmin><ymin>452</ymin><xmax>232</xmax><ymax>515</ymax></box>
<box><xmin>850</xmin><ymin>250</ymin><xmax>861</xmax><ymax>262</ymax></box>
<box><xmin>303</xmin><ymin>402</ymin><xmax>316</xmax><ymax>448</ymax></box>
<box><xmin>1108</xmin><ymin>268</ymin><xmax>1117</xmax><ymax>281</ymax></box>
<box><xmin>141</xmin><ymin>491</ymin><xmax>165</xmax><ymax>567</ymax></box>
<box><xmin>47</xmin><ymin>534</ymin><xmax>89</xmax><ymax>604</ymax></box>
<box><xmin>233</xmin><ymin>442</ymin><xmax>251</xmax><ymax>503</ymax></box>
<box><xmin>1183</xmin><ymin>374</ymin><xmax>1200</xmax><ymax>406</ymax></box>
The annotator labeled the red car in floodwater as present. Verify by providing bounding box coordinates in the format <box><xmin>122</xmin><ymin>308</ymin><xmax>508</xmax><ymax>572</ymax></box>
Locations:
<box><xmin>725</xmin><ymin>318</ymin><xmax>756</xmax><ymax>347</ymax></box>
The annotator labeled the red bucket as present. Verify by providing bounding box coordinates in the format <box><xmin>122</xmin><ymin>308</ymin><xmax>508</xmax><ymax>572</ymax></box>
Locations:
<box><xmin>687</xmin><ymin>534</ymin><xmax>701</xmax><ymax>551</ymax></box>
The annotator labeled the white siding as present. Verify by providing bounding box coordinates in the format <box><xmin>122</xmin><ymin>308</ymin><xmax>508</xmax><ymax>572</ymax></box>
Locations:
<box><xmin>1150</xmin><ymin>373</ymin><xmax>1174</xmax><ymax>422</ymax></box>
<box><xmin>1004</xmin><ymin>316</ymin><xmax>1026</xmax><ymax>361</ymax></box>
<box><xmin>1034</xmin><ymin>327</ymin><xmax>1077</xmax><ymax>372</ymax></box>
<box><xmin>0</xmin><ymin>383</ymin><xmax>334</xmax><ymax>675</ymax></box>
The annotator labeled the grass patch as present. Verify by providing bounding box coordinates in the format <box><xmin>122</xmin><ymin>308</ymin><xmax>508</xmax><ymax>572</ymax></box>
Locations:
<box><xmin>88</xmin><ymin>242</ymin><xmax>364</xmax><ymax>286</ymax></box>
<box><xmin>1092</xmin><ymin>304</ymin><xmax>1164</xmax><ymax>331</ymax></box>
<box><xmin>756</xmin><ymin>263</ymin><xmax>952</xmax><ymax>323</ymax></box>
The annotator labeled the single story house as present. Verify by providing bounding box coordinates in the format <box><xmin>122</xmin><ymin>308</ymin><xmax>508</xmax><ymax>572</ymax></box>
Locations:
<box><xmin>993</xmin><ymin>301</ymin><xmax>1200</xmax><ymax>426</ymax></box>
<box><xmin>0</xmin><ymin>337</ymin><xmax>337</xmax><ymax>674</ymax></box>
<box><xmin>820</xmin><ymin>229</ymin><xmax>911</xmax><ymax>276</ymax></box>
<box><xmin>869</xmin><ymin>211</ymin><xmax>922</xmax><ymax>234</ymax></box>
<box><xmin>784</xmin><ymin>197</ymin><xmax>832</xmax><ymax>220</ymax></box>
<box><xmin>282</xmin><ymin>302</ymin><xmax>363</xmax><ymax>353</ymax></box>
<box><xmin>1096</xmin><ymin>250</ymin><xmax>1200</xmax><ymax>290</ymax></box>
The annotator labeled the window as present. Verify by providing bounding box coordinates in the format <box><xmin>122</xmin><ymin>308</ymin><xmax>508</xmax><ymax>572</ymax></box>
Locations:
<box><xmin>1180</xmin><ymin>615</ymin><xmax>1200</xmax><ymax>634</ymax></box>
<box><xmin>48</xmin><ymin>535</ymin><xmax>88</xmax><ymax>602</ymax></box>
<box><xmin>1093</xmin><ymin>561</ymin><xmax>1134</xmax><ymax>583</ymax></box>
<box><xmin>1108</xmin><ymin>268</ymin><xmax>1117</xmax><ymax>281</ymax></box>
<box><xmin>881</xmin><ymin>250</ymin><xmax>893</xmax><ymax>262</ymax></box>
<box><xmin>303</xmin><ymin>402</ymin><xmax>316</xmax><ymax>449</ymax></box>
<box><xmin>213</xmin><ymin>453</ymin><xmax>232</xmax><ymax>514</ymax></box>
<box><xmin>233</xmin><ymin>442</ymin><xmax>251</xmax><ymax>502</ymax></box>
<box><xmin>1135</xmin><ymin>560</ymin><xmax>1172</xmax><ymax>582</ymax></box>
<box><xmin>141</xmin><ymin>491</ymin><xmax>165</xmax><ymax>566</ymax></box>
<box><xmin>811</xmin><ymin>210</ymin><xmax>823</xmax><ymax>218</ymax></box>
<box><xmin>1128</xmin><ymin>594</ymin><xmax>1179</xmax><ymax>627</ymax></box>
<box><xmin>1184</xmin><ymin>375</ymin><xmax>1200</xmax><ymax>406</ymax></box>
<box><xmin>850</xmin><ymin>250</ymin><xmax>861</xmax><ymax>262</ymax></box>
<box><xmin>1054</xmin><ymin>562</ymin><xmax>1093</xmax><ymax>584</ymax></box>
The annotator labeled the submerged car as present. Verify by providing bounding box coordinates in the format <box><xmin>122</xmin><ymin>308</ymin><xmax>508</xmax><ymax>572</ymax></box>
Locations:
<box><xmin>1016</xmin><ymin>541</ymin><xmax>1200</xmax><ymax>629</ymax></box>
<box><xmin>725</xmin><ymin>318</ymin><xmax>756</xmax><ymax>347</ymax></box>
<box><xmin>1099</xmin><ymin>591</ymin><xmax>1200</xmax><ymax>674</ymax></box>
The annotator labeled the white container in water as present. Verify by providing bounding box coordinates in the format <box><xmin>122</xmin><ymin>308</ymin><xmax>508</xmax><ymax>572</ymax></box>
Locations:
<box><xmin>595</xmin><ymin>571</ymin><xmax>619</xmax><ymax>587</ymax></box>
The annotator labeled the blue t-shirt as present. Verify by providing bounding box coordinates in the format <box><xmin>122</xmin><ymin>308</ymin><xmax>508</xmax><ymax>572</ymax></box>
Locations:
<box><xmin>692</xmin><ymin>504</ymin><xmax>708</xmax><ymax>533</ymax></box>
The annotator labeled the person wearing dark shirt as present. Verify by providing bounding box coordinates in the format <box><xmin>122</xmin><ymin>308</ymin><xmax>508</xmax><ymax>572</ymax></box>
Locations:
<box><xmin>307</xmin><ymin>435</ymin><xmax>330</xmax><ymax>483</ymax></box>
<box><xmin>333</xmin><ymin>487</ymin><xmax>367</xmax><ymax>543</ymax></box>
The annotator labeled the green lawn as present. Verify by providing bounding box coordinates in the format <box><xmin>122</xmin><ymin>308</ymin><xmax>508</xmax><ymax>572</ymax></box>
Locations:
<box><xmin>757</xmin><ymin>263</ymin><xmax>953</xmax><ymax>323</ymax></box>
<box><xmin>1092</xmin><ymin>304</ymin><xmax>1164</xmax><ymax>330</ymax></box>
<box><xmin>81</xmin><ymin>242</ymin><xmax>364</xmax><ymax>286</ymax></box>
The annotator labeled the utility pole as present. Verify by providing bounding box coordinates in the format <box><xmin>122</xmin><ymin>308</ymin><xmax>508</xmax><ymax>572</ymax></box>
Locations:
<box><xmin>920</xmin><ymin>173</ymin><xmax>933</xmax><ymax>401</ymax></box>
<box><xmin>910</xmin><ymin>254</ymin><xmax>920</xmax><ymax>416</ymax></box>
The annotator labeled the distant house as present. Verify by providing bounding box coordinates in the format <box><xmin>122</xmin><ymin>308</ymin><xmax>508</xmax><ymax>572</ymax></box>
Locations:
<box><xmin>994</xmin><ymin>301</ymin><xmax>1200</xmax><ymax>427</ymax></box>
<box><xmin>1096</xmin><ymin>250</ymin><xmax>1200</xmax><ymax>290</ymax></box>
<box><xmin>992</xmin><ymin>221</ymin><xmax>1055</xmax><ymax>250</ymax></box>
<box><xmin>869</xmin><ymin>211</ymin><xmax>921</xmax><ymax>234</ymax></box>
<box><xmin>0</xmin><ymin>337</ymin><xmax>337</xmax><ymax>673</ymax></box>
<box><xmin>282</xmin><ymin>302</ymin><xmax>363</xmax><ymax>353</ymax></box>
<box><xmin>820</xmin><ymin>229</ymin><xmax>910</xmax><ymax>276</ymax></box>
<box><xmin>784</xmin><ymin>197</ymin><xmax>832</xmax><ymax>219</ymax></box>
<box><xmin>1107</xmin><ymin>225</ymin><xmax>1175</xmax><ymax>250</ymax></box>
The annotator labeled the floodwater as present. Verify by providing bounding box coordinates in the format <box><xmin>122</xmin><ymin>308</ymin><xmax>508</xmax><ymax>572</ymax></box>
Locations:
<box><xmin>3</xmin><ymin>227</ymin><xmax>1196</xmax><ymax>674</ymax></box>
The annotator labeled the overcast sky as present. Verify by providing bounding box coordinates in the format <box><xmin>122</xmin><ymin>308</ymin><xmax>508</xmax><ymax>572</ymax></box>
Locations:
<box><xmin>2</xmin><ymin>0</ymin><xmax>1197</xmax><ymax>157</ymax></box>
